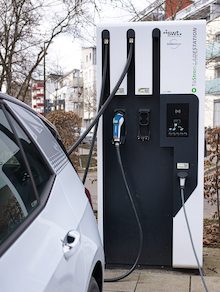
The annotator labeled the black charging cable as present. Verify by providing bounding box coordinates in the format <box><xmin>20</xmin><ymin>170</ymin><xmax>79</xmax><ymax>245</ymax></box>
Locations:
<box><xmin>67</xmin><ymin>39</ymin><xmax>134</xmax><ymax>156</ymax></box>
<box><xmin>104</xmin><ymin>142</ymin><xmax>143</xmax><ymax>282</ymax></box>
<box><xmin>177</xmin><ymin>172</ymin><xmax>209</xmax><ymax>292</ymax></box>
<box><xmin>67</xmin><ymin>37</ymin><xmax>138</xmax><ymax>282</ymax></box>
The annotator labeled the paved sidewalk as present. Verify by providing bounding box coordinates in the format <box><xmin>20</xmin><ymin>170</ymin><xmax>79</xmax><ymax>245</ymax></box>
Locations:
<box><xmin>103</xmin><ymin>248</ymin><xmax>220</xmax><ymax>292</ymax></box>
<box><xmin>103</xmin><ymin>269</ymin><xmax>220</xmax><ymax>292</ymax></box>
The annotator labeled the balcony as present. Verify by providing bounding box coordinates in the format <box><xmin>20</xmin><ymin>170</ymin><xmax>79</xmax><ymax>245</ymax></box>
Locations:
<box><xmin>174</xmin><ymin>0</ymin><xmax>218</xmax><ymax>20</ymax></box>
<box><xmin>37</xmin><ymin>103</ymin><xmax>44</xmax><ymax>107</ymax></box>
<box><xmin>68</xmin><ymin>92</ymin><xmax>83</xmax><ymax>103</ymax></box>
<box><xmin>206</xmin><ymin>78</ymin><xmax>220</xmax><ymax>95</ymax></box>
<box><xmin>36</xmin><ymin>83</ymin><xmax>44</xmax><ymax>88</ymax></box>
<box><xmin>206</xmin><ymin>42</ymin><xmax>220</xmax><ymax>60</ymax></box>
<box><xmin>69</xmin><ymin>77</ymin><xmax>83</xmax><ymax>88</ymax></box>
<box><xmin>32</xmin><ymin>94</ymin><xmax>42</xmax><ymax>100</ymax></box>
<box><xmin>32</xmin><ymin>86</ymin><xmax>40</xmax><ymax>91</ymax></box>
<box><xmin>36</xmin><ymin>93</ymin><xmax>44</xmax><ymax>97</ymax></box>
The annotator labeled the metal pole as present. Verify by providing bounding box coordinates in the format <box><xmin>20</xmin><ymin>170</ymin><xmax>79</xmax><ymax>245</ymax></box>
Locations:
<box><xmin>43</xmin><ymin>42</ymin><xmax>46</xmax><ymax>116</ymax></box>
<box><xmin>77</xmin><ymin>70</ymin><xmax>80</xmax><ymax>116</ymax></box>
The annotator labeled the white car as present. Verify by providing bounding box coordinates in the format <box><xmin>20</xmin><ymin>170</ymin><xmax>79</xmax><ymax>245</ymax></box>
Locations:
<box><xmin>0</xmin><ymin>93</ymin><xmax>104</xmax><ymax>291</ymax></box>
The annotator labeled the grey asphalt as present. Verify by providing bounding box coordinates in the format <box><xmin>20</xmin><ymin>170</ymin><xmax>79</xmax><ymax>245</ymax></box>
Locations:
<box><xmin>78</xmin><ymin>170</ymin><xmax>220</xmax><ymax>292</ymax></box>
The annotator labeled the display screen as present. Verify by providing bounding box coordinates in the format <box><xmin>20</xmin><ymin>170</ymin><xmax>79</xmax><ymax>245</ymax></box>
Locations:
<box><xmin>167</xmin><ymin>103</ymin><xmax>189</xmax><ymax>137</ymax></box>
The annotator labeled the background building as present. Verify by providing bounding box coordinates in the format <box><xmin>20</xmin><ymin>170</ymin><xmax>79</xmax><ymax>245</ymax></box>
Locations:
<box><xmin>49</xmin><ymin>69</ymin><xmax>83</xmax><ymax>116</ymax></box>
<box><xmin>31</xmin><ymin>80</ymin><xmax>44</xmax><ymax>115</ymax></box>
<box><xmin>31</xmin><ymin>47</ymin><xmax>97</xmax><ymax>130</ymax></box>
<box><xmin>132</xmin><ymin>0</ymin><xmax>220</xmax><ymax>128</ymax></box>
<box><xmin>206</xmin><ymin>16</ymin><xmax>220</xmax><ymax>127</ymax></box>
<box><xmin>81</xmin><ymin>47</ymin><xmax>97</xmax><ymax>128</ymax></box>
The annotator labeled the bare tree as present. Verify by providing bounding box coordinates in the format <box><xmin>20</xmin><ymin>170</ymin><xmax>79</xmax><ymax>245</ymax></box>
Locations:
<box><xmin>0</xmin><ymin>0</ymin><xmax>148</xmax><ymax>102</ymax></box>
<box><xmin>0</xmin><ymin>0</ymin><xmax>93</xmax><ymax>101</ymax></box>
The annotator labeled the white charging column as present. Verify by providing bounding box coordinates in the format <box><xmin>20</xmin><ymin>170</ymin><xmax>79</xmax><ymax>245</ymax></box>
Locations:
<box><xmin>97</xmin><ymin>21</ymin><xmax>206</xmax><ymax>268</ymax></box>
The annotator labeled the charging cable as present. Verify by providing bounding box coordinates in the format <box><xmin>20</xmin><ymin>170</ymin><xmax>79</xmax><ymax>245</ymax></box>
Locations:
<box><xmin>67</xmin><ymin>39</ymin><xmax>136</xmax><ymax>281</ymax></box>
<box><xmin>67</xmin><ymin>38</ymin><xmax>134</xmax><ymax>156</ymax></box>
<box><xmin>104</xmin><ymin>114</ymin><xmax>143</xmax><ymax>282</ymax></box>
<box><xmin>67</xmin><ymin>37</ymin><xmax>139</xmax><ymax>281</ymax></box>
<box><xmin>177</xmin><ymin>172</ymin><xmax>209</xmax><ymax>292</ymax></box>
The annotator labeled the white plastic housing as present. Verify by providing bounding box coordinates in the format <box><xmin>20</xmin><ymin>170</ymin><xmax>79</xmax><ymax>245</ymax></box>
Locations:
<box><xmin>97</xmin><ymin>21</ymin><xmax>206</xmax><ymax>269</ymax></box>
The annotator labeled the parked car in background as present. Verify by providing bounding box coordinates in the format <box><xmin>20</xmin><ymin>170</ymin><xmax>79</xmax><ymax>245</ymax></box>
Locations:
<box><xmin>0</xmin><ymin>93</ymin><xmax>104</xmax><ymax>292</ymax></box>
<box><xmin>80</xmin><ymin>127</ymin><xmax>93</xmax><ymax>143</ymax></box>
<box><xmin>74</xmin><ymin>127</ymin><xmax>93</xmax><ymax>144</ymax></box>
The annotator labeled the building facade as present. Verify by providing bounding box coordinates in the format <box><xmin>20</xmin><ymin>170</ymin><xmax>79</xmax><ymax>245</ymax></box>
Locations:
<box><xmin>31</xmin><ymin>75</ymin><xmax>61</xmax><ymax>115</ymax></box>
<box><xmin>206</xmin><ymin>15</ymin><xmax>220</xmax><ymax>127</ymax></box>
<box><xmin>49</xmin><ymin>69</ymin><xmax>83</xmax><ymax>117</ymax></box>
<box><xmin>31</xmin><ymin>80</ymin><xmax>44</xmax><ymax>115</ymax></box>
<box><xmin>31</xmin><ymin>48</ymin><xmax>97</xmax><ymax>129</ymax></box>
<box><xmin>81</xmin><ymin>47</ymin><xmax>97</xmax><ymax>128</ymax></box>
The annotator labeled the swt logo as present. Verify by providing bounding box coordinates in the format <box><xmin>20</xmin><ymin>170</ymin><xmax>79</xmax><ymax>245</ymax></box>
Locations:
<box><xmin>163</xmin><ymin>30</ymin><xmax>182</xmax><ymax>37</ymax></box>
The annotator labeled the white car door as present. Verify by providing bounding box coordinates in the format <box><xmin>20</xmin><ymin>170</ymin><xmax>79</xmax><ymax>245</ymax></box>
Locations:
<box><xmin>0</xmin><ymin>103</ymin><xmax>90</xmax><ymax>291</ymax></box>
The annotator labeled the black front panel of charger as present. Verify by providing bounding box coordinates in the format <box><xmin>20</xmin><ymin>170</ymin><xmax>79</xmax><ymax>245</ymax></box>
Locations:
<box><xmin>102</xmin><ymin>29</ymin><xmax>198</xmax><ymax>267</ymax></box>
<box><xmin>160</xmin><ymin>94</ymin><xmax>198</xmax><ymax>218</ymax></box>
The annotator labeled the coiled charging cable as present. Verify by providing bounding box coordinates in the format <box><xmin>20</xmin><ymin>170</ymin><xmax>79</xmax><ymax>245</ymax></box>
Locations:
<box><xmin>178</xmin><ymin>172</ymin><xmax>209</xmax><ymax>292</ymax></box>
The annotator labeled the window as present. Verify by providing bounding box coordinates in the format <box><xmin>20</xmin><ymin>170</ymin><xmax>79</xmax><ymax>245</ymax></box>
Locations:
<box><xmin>215</xmin><ymin>65</ymin><xmax>220</xmax><ymax>78</ymax></box>
<box><xmin>214</xmin><ymin>99</ymin><xmax>220</xmax><ymax>127</ymax></box>
<box><xmin>0</xmin><ymin>107</ymin><xmax>51</xmax><ymax>245</ymax></box>
<box><xmin>216</xmin><ymin>32</ymin><xmax>220</xmax><ymax>42</ymax></box>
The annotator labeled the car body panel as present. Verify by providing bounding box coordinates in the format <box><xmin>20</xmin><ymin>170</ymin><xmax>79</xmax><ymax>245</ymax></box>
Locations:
<box><xmin>0</xmin><ymin>174</ymin><xmax>79</xmax><ymax>291</ymax></box>
<box><xmin>0</xmin><ymin>93</ymin><xmax>104</xmax><ymax>291</ymax></box>
<box><xmin>5</xmin><ymin>100</ymin><xmax>69</xmax><ymax>174</ymax></box>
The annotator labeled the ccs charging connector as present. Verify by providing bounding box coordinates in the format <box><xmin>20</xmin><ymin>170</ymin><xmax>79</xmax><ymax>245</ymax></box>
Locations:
<box><xmin>113</xmin><ymin>113</ymin><xmax>125</xmax><ymax>144</ymax></box>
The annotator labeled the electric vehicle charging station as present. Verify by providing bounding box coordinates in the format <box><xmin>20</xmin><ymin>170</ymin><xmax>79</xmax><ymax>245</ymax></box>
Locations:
<box><xmin>97</xmin><ymin>21</ymin><xmax>206</xmax><ymax>270</ymax></box>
